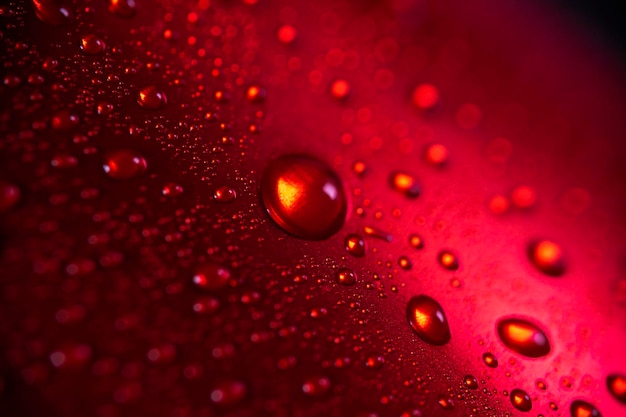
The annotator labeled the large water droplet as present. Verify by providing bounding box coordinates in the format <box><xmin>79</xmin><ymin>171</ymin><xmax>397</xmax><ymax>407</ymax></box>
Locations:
<box><xmin>406</xmin><ymin>295</ymin><xmax>451</xmax><ymax>346</ymax></box>
<box><xmin>607</xmin><ymin>374</ymin><xmax>626</xmax><ymax>404</ymax></box>
<box><xmin>496</xmin><ymin>317</ymin><xmax>551</xmax><ymax>358</ymax></box>
<box><xmin>33</xmin><ymin>0</ymin><xmax>71</xmax><ymax>25</ymax></box>
<box><xmin>260</xmin><ymin>154</ymin><xmax>347</xmax><ymax>240</ymax></box>
<box><xmin>137</xmin><ymin>85</ymin><xmax>167</xmax><ymax>110</ymax></box>
<box><xmin>102</xmin><ymin>150</ymin><xmax>147</xmax><ymax>179</ymax></box>
<box><xmin>570</xmin><ymin>400</ymin><xmax>601</xmax><ymax>417</ymax></box>
<box><xmin>510</xmin><ymin>388</ymin><xmax>532</xmax><ymax>412</ymax></box>
<box><xmin>464</xmin><ymin>375</ymin><xmax>478</xmax><ymax>389</ymax></box>
<box><xmin>528</xmin><ymin>239</ymin><xmax>565</xmax><ymax>276</ymax></box>
<box><xmin>81</xmin><ymin>34</ymin><xmax>105</xmax><ymax>55</ymax></box>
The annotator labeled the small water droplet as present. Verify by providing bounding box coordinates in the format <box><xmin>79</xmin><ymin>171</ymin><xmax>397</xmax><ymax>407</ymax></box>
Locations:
<box><xmin>363</xmin><ymin>226</ymin><xmax>392</xmax><ymax>242</ymax></box>
<box><xmin>103</xmin><ymin>150</ymin><xmax>147</xmax><ymax>180</ymax></box>
<box><xmin>345</xmin><ymin>234</ymin><xmax>365</xmax><ymax>257</ymax></box>
<box><xmin>425</xmin><ymin>143</ymin><xmax>448</xmax><ymax>166</ymax></box>
<box><xmin>438</xmin><ymin>396</ymin><xmax>454</xmax><ymax>410</ymax></box>
<box><xmin>245</xmin><ymin>85</ymin><xmax>266</xmax><ymax>102</ymax></box>
<box><xmin>108</xmin><ymin>0</ymin><xmax>136</xmax><ymax>17</ymax></box>
<box><xmin>162</xmin><ymin>182</ymin><xmax>183</xmax><ymax>197</ymax></box>
<box><xmin>336</xmin><ymin>269</ymin><xmax>357</xmax><ymax>286</ymax></box>
<box><xmin>412</xmin><ymin>83</ymin><xmax>440</xmax><ymax>110</ymax></box>
<box><xmin>214</xmin><ymin>186</ymin><xmax>237</xmax><ymax>203</ymax></box>
<box><xmin>512</xmin><ymin>185</ymin><xmax>537</xmax><ymax>209</ymax></box>
<box><xmin>352</xmin><ymin>160</ymin><xmax>367</xmax><ymax>176</ymax></box>
<box><xmin>482</xmin><ymin>352</ymin><xmax>498</xmax><ymax>368</ymax></box>
<box><xmin>406</xmin><ymin>295</ymin><xmax>451</xmax><ymax>346</ymax></box>
<box><xmin>365</xmin><ymin>355</ymin><xmax>385</xmax><ymax>369</ymax></box>
<box><xmin>398</xmin><ymin>256</ymin><xmax>412</xmax><ymax>270</ymax></box>
<box><xmin>488</xmin><ymin>194</ymin><xmax>510</xmax><ymax>215</ymax></box>
<box><xmin>330</xmin><ymin>79</ymin><xmax>350</xmax><ymax>99</ymax></box>
<box><xmin>137</xmin><ymin>85</ymin><xmax>167</xmax><ymax>110</ymax></box>
<box><xmin>192</xmin><ymin>263</ymin><xmax>231</xmax><ymax>291</ymax></box>
<box><xmin>81</xmin><ymin>34</ymin><xmax>105</xmax><ymax>55</ymax></box>
<box><xmin>408</xmin><ymin>234</ymin><xmax>424</xmax><ymax>249</ymax></box>
<box><xmin>277</xmin><ymin>24</ymin><xmax>297</xmax><ymax>44</ymax></box>
<box><xmin>52</xmin><ymin>110</ymin><xmax>79</xmax><ymax>130</ymax></box>
<box><xmin>496</xmin><ymin>316</ymin><xmax>551</xmax><ymax>358</ymax></box>
<box><xmin>438</xmin><ymin>250</ymin><xmax>459</xmax><ymax>271</ymax></box>
<box><xmin>536</xmin><ymin>379</ymin><xmax>547</xmax><ymax>390</ymax></box>
<box><xmin>302</xmin><ymin>376</ymin><xmax>331</xmax><ymax>397</ymax></box>
<box><xmin>0</xmin><ymin>181</ymin><xmax>21</xmax><ymax>212</ymax></box>
<box><xmin>570</xmin><ymin>400</ymin><xmax>601</xmax><ymax>417</ymax></box>
<box><xmin>464</xmin><ymin>375</ymin><xmax>478</xmax><ymax>389</ymax></box>
<box><xmin>210</xmin><ymin>380</ymin><xmax>247</xmax><ymax>406</ymax></box>
<box><xmin>389</xmin><ymin>171</ymin><xmax>420</xmax><ymax>198</ymax></box>
<box><xmin>528</xmin><ymin>239</ymin><xmax>565</xmax><ymax>276</ymax></box>
<box><xmin>510</xmin><ymin>388</ymin><xmax>532</xmax><ymax>412</ymax></box>
<box><xmin>260</xmin><ymin>154</ymin><xmax>347</xmax><ymax>240</ymax></box>
<box><xmin>550</xmin><ymin>402</ymin><xmax>559</xmax><ymax>411</ymax></box>
<box><xmin>607</xmin><ymin>374</ymin><xmax>626</xmax><ymax>404</ymax></box>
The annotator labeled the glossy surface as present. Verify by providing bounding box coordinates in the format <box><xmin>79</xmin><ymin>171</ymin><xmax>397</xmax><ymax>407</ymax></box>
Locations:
<box><xmin>497</xmin><ymin>317</ymin><xmax>551</xmax><ymax>358</ymax></box>
<box><xmin>406</xmin><ymin>295</ymin><xmax>451</xmax><ymax>346</ymax></box>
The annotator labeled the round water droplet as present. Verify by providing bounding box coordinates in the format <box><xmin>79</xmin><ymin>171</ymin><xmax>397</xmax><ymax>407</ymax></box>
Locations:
<box><xmin>398</xmin><ymin>256</ymin><xmax>412</xmax><ymax>270</ymax></box>
<box><xmin>0</xmin><ymin>181</ymin><xmax>20</xmax><ymax>212</ymax></box>
<box><xmin>162</xmin><ymin>182</ymin><xmax>183</xmax><ymax>197</ymax></box>
<box><xmin>607</xmin><ymin>374</ymin><xmax>626</xmax><ymax>404</ymax></box>
<box><xmin>192</xmin><ymin>263</ymin><xmax>231</xmax><ymax>291</ymax></box>
<box><xmin>52</xmin><ymin>110</ymin><xmax>79</xmax><ymax>130</ymax></box>
<box><xmin>464</xmin><ymin>375</ymin><xmax>478</xmax><ymax>389</ymax></box>
<box><xmin>528</xmin><ymin>239</ymin><xmax>565</xmax><ymax>276</ymax></box>
<box><xmin>210</xmin><ymin>380</ymin><xmax>247</xmax><ymax>406</ymax></box>
<box><xmin>570</xmin><ymin>400</ymin><xmax>601</xmax><ymax>417</ymax></box>
<box><xmin>336</xmin><ymin>269</ymin><xmax>357</xmax><ymax>286</ymax></box>
<box><xmin>330</xmin><ymin>79</ymin><xmax>350</xmax><ymax>99</ymax></box>
<box><xmin>352</xmin><ymin>160</ymin><xmax>367</xmax><ymax>176</ymax></box>
<box><xmin>482</xmin><ymin>352</ymin><xmax>498</xmax><ymax>368</ymax></box>
<box><xmin>245</xmin><ymin>85</ymin><xmax>266</xmax><ymax>102</ymax></box>
<box><xmin>214</xmin><ymin>186</ymin><xmax>237</xmax><ymax>203</ymax></box>
<box><xmin>412</xmin><ymin>83</ymin><xmax>440</xmax><ymax>110</ymax></box>
<box><xmin>365</xmin><ymin>355</ymin><xmax>385</xmax><ymax>369</ymax></box>
<box><xmin>137</xmin><ymin>85</ymin><xmax>167</xmax><ymax>110</ymax></box>
<box><xmin>389</xmin><ymin>171</ymin><xmax>420</xmax><ymax>198</ymax></box>
<box><xmin>438</xmin><ymin>250</ymin><xmax>459</xmax><ymax>271</ymax></box>
<box><xmin>108</xmin><ymin>0</ymin><xmax>136</xmax><ymax>17</ymax></box>
<box><xmin>260</xmin><ymin>154</ymin><xmax>347</xmax><ymax>240</ymax></box>
<box><xmin>277</xmin><ymin>24</ymin><xmax>297</xmax><ymax>44</ymax></box>
<box><xmin>344</xmin><ymin>234</ymin><xmax>365</xmax><ymax>257</ymax></box>
<box><xmin>512</xmin><ymin>185</ymin><xmax>537</xmax><ymax>209</ymax></box>
<box><xmin>103</xmin><ymin>150</ymin><xmax>147</xmax><ymax>180</ymax></box>
<box><xmin>510</xmin><ymin>388</ymin><xmax>532</xmax><ymax>412</ymax></box>
<box><xmin>302</xmin><ymin>376</ymin><xmax>331</xmax><ymax>397</ymax></box>
<box><xmin>536</xmin><ymin>379</ymin><xmax>547</xmax><ymax>390</ymax></box>
<box><xmin>406</xmin><ymin>295</ymin><xmax>451</xmax><ymax>346</ymax></box>
<box><xmin>438</xmin><ymin>396</ymin><xmax>454</xmax><ymax>410</ymax></box>
<box><xmin>425</xmin><ymin>143</ymin><xmax>448</xmax><ymax>166</ymax></box>
<box><xmin>496</xmin><ymin>317</ymin><xmax>551</xmax><ymax>358</ymax></box>
<box><xmin>408</xmin><ymin>234</ymin><xmax>424</xmax><ymax>249</ymax></box>
<box><xmin>81</xmin><ymin>34</ymin><xmax>105</xmax><ymax>55</ymax></box>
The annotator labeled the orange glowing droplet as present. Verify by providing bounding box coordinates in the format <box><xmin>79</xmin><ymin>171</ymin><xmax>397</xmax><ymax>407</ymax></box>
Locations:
<box><xmin>488</xmin><ymin>194</ymin><xmax>510</xmax><ymax>215</ymax></box>
<box><xmin>497</xmin><ymin>317</ymin><xmax>551</xmax><ymax>358</ymax></box>
<box><xmin>137</xmin><ymin>85</ymin><xmax>167</xmax><ymax>110</ymax></box>
<box><xmin>438</xmin><ymin>250</ymin><xmax>459</xmax><ymax>271</ymax></box>
<box><xmin>412</xmin><ymin>83</ymin><xmax>440</xmax><ymax>110</ymax></box>
<box><xmin>570</xmin><ymin>400</ymin><xmax>602</xmax><ymax>417</ymax></box>
<box><xmin>81</xmin><ymin>34</ymin><xmax>105</xmax><ymax>55</ymax></box>
<box><xmin>260</xmin><ymin>154</ymin><xmax>347</xmax><ymax>240</ymax></box>
<box><xmin>512</xmin><ymin>185</ymin><xmax>537</xmax><ymax>209</ymax></box>
<box><xmin>330</xmin><ymin>79</ymin><xmax>350</xmax><ymax>99</ymax></box>
<box><xmin>389</xmin><ymin>171</ymin><xmax>420</xmax><ymax>198</ymax></box>
<box><xmin>425</xmin><ymin>143</ymin><xmax>448</xmax><ymax>166</ymax></box>
<box><xmin>482</xmin><ymin>352</ymin><xmax>498</xmax><ymax>368</ymax></box>
<box><xmin>408</xmin><ymin>234</ymin><xmax>424</xmax><ymax>249</ymax></box>
<box><xmin>344</xmin><ymin>234</ymin><xmax>365</xmax><ymax>257</ymax></box>
<box><xmin>528</xmin><ymin>239</ymin><xmax>565</xmax><ymax>276</ymax></box>
<box><xmin>464</xmin><ymin>375</ymin><xmax>478</xmax><ymax>389</ymax></box>
<box><xmin>352</xmin><ymin>160</ymin><xmax>367</xmax><ymax>176</ymax></box>
<box><xmin>406</xmin><ymin>295</ymin><xmax>451</xmax><ymax>346</ymax></box>
<box><xmin>607</xmin><ymin>374</ymin><xmax>626</xmax><ymax>404</ymax></box>
<box><xmin>277</xmin><ymin>25</ymin><xmax>297</xmax><ymax>44</ymax></box>
<box><xmin>510</xmin><ymin>389</ymin><xmax>532</xmax><ymax>412</ymax></box>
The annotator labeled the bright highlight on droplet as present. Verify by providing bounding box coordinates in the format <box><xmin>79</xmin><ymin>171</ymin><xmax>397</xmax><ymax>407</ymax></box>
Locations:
<box><xmin>510</xmin><ymin>388</ymin><xmax>532</xmax><ymax>412</ymax></box>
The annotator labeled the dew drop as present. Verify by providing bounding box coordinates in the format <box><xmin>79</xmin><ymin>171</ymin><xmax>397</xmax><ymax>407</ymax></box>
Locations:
<box><xmin>330</xmin><ymin>79</ymin><xmax>350</xmax><ymax>99</ymax></box>
<box><xmin>408</xmin><ymin>234</ymin><xmax>424</xmax><ymax>249</ymax></box>
<box><xmin>0</xmin><ymin>181</ymin><xmax>21</xmax><ymax>212</ymax></box>
<box><xmin>488</xmin><ymin>194</ymin><xmax>510</xmax><ymax>215</ymax></box>
<box><xmin>192</xmin><ymin>264</ymin><xmax>231</xmax><ymax>291</ymax></box>
<box><xmin>33</xmin><ymin>0</ymin><xmax>71</xmax><ymax>25</ymax></box>
<box><xmin>438</xmin><ymin>250</ymin><xmax>459</xmax><ymax>271</ymax></box>
<box><xmin>344</xmin><ymin>234</ymin><xmax>365</xmax><ymax>257</ymax></box>
<box><xmin>528</xmin><ymin>239</ymin><xmax>565</xmax><ymax>276</ymax></box>
<box><xmin>412</xmin><ymin>83</ymin><xmax>440</xmax><ymax>110</ymax></box>
<box><xmin>365</xmin><ymin>355</ymin><xmax>385</xmax><ymax>369</ymax></box>
<box><xmin>512</xmin><ymin>185</ymin><xmax>537</xmax><ymax>209</ymax></box>
<box><xmin>80</xmin><ymin>34</ymin><xmax>105</xmax><ymax>55</ymax></box>
<box><xmin>496</xmin><ymin>316</ymin><xmax>551</xmax><ymax>358</ymax></box>
<box><xmin>438</xmin><ymin>396</ymin><xmax>454</xmax><ymax>410</ymax></box>
<box><xmin>51</xmin><ymin>110</ymin><xmax>79</xmax><ymax>130</ymax></box>
<box><xmin>214</xmin><ymin>186</ymin><xmax>237</xmax><ymax>203</ymax></box>
<box><xmin>302</xmin><ymin>376</ymin><xmax>331</xmax><ymax>397</ymax></box>
<box><xmin>406</xmin><ymin>295</ymin><xmax>451</xmax><ymax>346</ymax></box>
<box><xmin>108</xmin><ymin>0</ymin><xmax>136</xmax><ymax>18</ymax></box>
<box><xmin>352</xmin><ymin>160</ymin><xmax>367</xmax><ymax>176</ymax></box>
<box><xmin>210</xmin><ymin>380</ymin><xmax>247</xmax><ymax>406</ymax></box>
<box><xmin>464</xmin><ymin>375</ymin><xmax>478</xmax><ymax>389</ymax></box>
<box><xmin>398</xmin><ymin>256</ymin><xmax>412</xmax><ymax>270</ymax></box>
<box><xmin>570</xmin><ymin>400</ymin><xmax>601</xmax><ymax>417</ymax></box>
<box><xmin>103</xmin><ymin>150</ymin><xmax>147</xmax><ymax>180</ymax></box>
<box><xmin>607</xmin><ymin>374</ymin><xmax>626</xmax><ymax>404</ymax></box>
<box><xmin>277</xmin><ymin>24</ymin><xmax>297</xmax><ymax>44</ymax></box>
<box><xmin>425</xmin><ymin>143</ymin><xmax>448</xmax><ymax>166</ymax></box>
<box><xmin>260</xmin><ymin>154</ymin><xmax>347</xmax><ymax>240</ymax></box>
<box><xmin>389</xmin><ymin>171</ymin><xmax>420</xmax><ymax>198</ymax></box>
<box><xmin>137</xmin><ymin>85</ymin><xmax>167</xmax><ymax>110</ymax></box>
<box><xmin>482</xmin><ymin>352</ymin><xmax>498</xmax><ymax>368</ymax></box>
<box><xmin>245</xmin><ymin>85</ymin><xmax>266</xmax><ymax>102</ymax></box>
<box><xmin>336</xmin><ymin>269</ymin><xmax>357</xmax><ymax>286</ymax></box>
<box><xmin>162</xmin><ymin>182</ymin><xmax>183</xmax><ymax>197</ymax></box>
<box><xmin>510</xmin><ymin>388</ymin><xmax>532</xmax><ymax>412</ymax></box>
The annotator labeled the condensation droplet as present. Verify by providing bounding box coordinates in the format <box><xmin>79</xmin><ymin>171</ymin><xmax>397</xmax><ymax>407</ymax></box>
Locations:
<box><xmin>192</xmin><ymin>263</ymin><xmax>231</xmax><ymax>291</ymax></box>
<box><xmin>425</xmin><ymin>143</ymin><xmax>448</xmax><ymax>166</ymax></box>
<box><xmin>398</xmin><ymin>256</ymin><xmax>412</xmax><ymax>270</ymax></box>
<box><xmin>607</xmin><ymin>374</ymin><xmax>626</xmax><ymax>404</ymax></box>
<box><xmin>260</xmin><ymin>154</ymin><xmax>347</xmax><ymax>240</ymax></box>
<box><xmin>137</xmin><ymin>85</ymin><xmax>167</xmax><ymax>110</ymax></box>
<box><xmin>0</xmin><ymin>181</ymin><xmax>21</xmax><ymax>212</ymax></box>
<box><xmin>330</xmin><ymin>79</ymin><xmax>350</xmax><ymax>99</ymax></box>
<box><xmin>103</xmin><ymin>150</ymin><xmax>147</xmax><ymax>180</ymax></box>
<box><xmin>108</xmin><ymin>0</ymin><xmax>136</xmax><ymax>18</ymax></box>
<box><xmin>528</xmin><ymin>239</ymin><xmax>565</xmax><ymax>276</ymax></box>
<box><xmin>33</xmin><ymin>0</ymin><xmax>71</xmax><ymax>25</ymax></box>
<box><xmin>464</xmin><ymin>375</ymin><xmax>478</xmax><ymax>389</ymax></box>
<box><xmin>389</xmin><ymin>171</ymin><xmax>420</xmax><ymax>198</ymax></box>
<box><xmin>482</xmin><ymin>352</ymin><xmax>498</xmax><ymax>368</ymax></box>
<box><xmin>510</xmin><ymin>388</ymin><xmax>532</xmax><ymax>412</ymax></box>
<box><xmin>214</xmin><ymin>186</ymin><xmax>237</xmax><ymax>203</ymax></box>
<box><xmin>81</xmin><ymin>34</ymin><xmax>105</xmax><ymax>55</ymax></box>
<box><xmin>412</xmin><ymin>83</ymin><xmax>440</xmax><ymax>110</ymax></box>
<box><xmin>438</xmin><ymin>396</ymin><xmax>454</xmax><ymax>410</ymax></box>
<box><xmin>345</xmin><ymin>234</ymin><xmax>365</xmax><ymax>257</ymax></box>
<box><xmin>512</xmin><ymin>185</ymin><xmax>537</xmax><ymax>209</ymax></box>
<box><xmin>496</xmin><ymin>317</ymin><xmax>551</xmax><ymax>358</ymax></box>
<box><xmin>406</xmin><ymin>295</ymin><xmax>451</xmax><ymax>346</ymax></box>
<box><xmin>365</xmin><ymin>355</ymin><xmax>385</xmax><ymax>369</ymax></box>
<box><xmin>408</xmin><ymin>234</ymin><xmax>424</xmax><ymax>249</ymax></box>
<box><xmin>352</xmin><ymin>160</ymin><xmax>367</xmax><ymax>176</ymax></box>
<box><xmin>277</xmin><ymin>24</ymin><xmax>297</xmax><ymax>44</ymax></box>
<box><xmin>162</xmin><ymin>182</ymin><xmax>183</xmax><ymax>197</ymax></box>
<box><xmin>210</xmin><ymin>380</ymin><xmax>247</xmax><ymax>406</ymax></box>
<box><xmin>438</xmin><ymin>250</ymin><xmax>459</xmax><ymax>271</ymax></box>
<box><xmin>245</xmin><ymin>85</ymin><xmax>266</xmax><ymax>102</ymax></box>
<box><xmin>336</xmin><ymin>269</ymin><xmax>357</xmax><ymax>286</ymax></box>
<box><xmin>302</xmin><ymin>376</ymin><xmax>331</xmax><ymax>397</ymax></box>
<box><xmin>570</xmin><ymin>400</ymin><xmax>601</xmax><ymax>417</ymax></box>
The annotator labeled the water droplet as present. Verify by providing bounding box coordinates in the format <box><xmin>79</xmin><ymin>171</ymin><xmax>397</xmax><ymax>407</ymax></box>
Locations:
<box><xmin>412</xmin><ymin>83</ymin><xmax>440</xmax><ymax>110</ymax></box>
<box><xmin>512</xmin><ymin>185</ymin><xmax>537</xmax><ymax>209</ymax></box>
<box><xmin>162</xmin><ymin>182</ymin><xmax>183</xmax><ymax>197</ymax></box>
<box><xmin>425</xmin><ymin>143</ymin><xmax>448</xmax><ymax>166</ymax></box>
<box><xmin>192</xmin><ymin>263</ymin><xmax>231</xmax><ymax>291</ymax></box>
<box><xmin>245</xmin><ymin>85</ymin><xmax>266</xmax><ymax>102</ymax></box>
<box><xmin>302</xmin><ymin>376</ymin><xmax>331</xmax><ymax>397</ymax></box>
<box><xmin>108</xmin><ymin>0</ymin><xmax>136</xmax><ymax>17</ymax></box>
<box><xmin>336</xmin><ymin>269</ymin><xmax>357</xmax><ymax>286</ymax></box>
<box><xmin>464</xmin><ymin>375</ymin><xmax>478</xmax><ymax>389</ymax></box>
<box><xmin>0</xmin><ymin>181</ymin><xmax>21</xmax><ymax>212</ymax></box>
<box><xmin>488</xmin><ymin>194</ymin><xmax>510</xmax><ymax>215</ymax></box>
<box><xmin>352</xmin><ymin>160</ymin><xmax>367</xmax><ymax>176</ymax></box>
<box><xmin>362</xmin><ymin>226</ymin><xmax>392</xmax><ymax>242</ymax></box>
<box><xmin>482</xmin><ymin>352</ymin><xmax>498</xmax><ymax>368</ymax></box>
<box><xmin>81</xmin><ymin>34</ymin><xmax>105</xmax><ymax>55</ymax></box>
<box><xmin>550</xmin><ymin>402</ymin><xmax>559</xmax><ymax>411</ymax></box>
<box><xmin>408</xmin><ymin>234</ymin><xmax>424</xmax><ymax>249</ymax></box>
<box><xmin>398</xmin><ymin>256</ymin><xmax>412</xmax><ymax>270</ymax></box>
<box><xmin>277</xmin><ymin>24</ymin><xmax>297</xmax><ymax>44</ymax></box>
<box><xmin>330</xmin><ymin>79</ymin><xmax>350</xmax><ymax>99</ymax></box>
<box><xmin>137</xmin><ymin>85</ymin><xmax>167</xmax><ymax>110</ymax></box>
<box><xmin>260</xmin><ymin>154</ymin><xmax>347</xmax><ymax>240</ymax></box>
<box><xmin>192</xmin><ymin>297</ymin><xmax>220</xmax><ymax>314</ymax></box>
<box><xmin>33</xmin><ymin>0</ymin><xmax>71</xmax><ymax>25</ymax></box>
<box><xmin>52</xmin><ymin>110</ymin><xmax>79</xmax><ymax>130</ymax></box>
<box><xmin>438</xmin><ymin>250</ymin><xmax>459</xmax><ymax>271</ymax></box>
<box><xmin>536</xmin><ymin>379</ymin><xmax>547</xmax><ymax>390</ymax></box>
<box><xmin>607</xmin><ymin>374</ymin><xmax>626</xmax><ymax>404</ymax></box>
<box><xmin>438</xmin><ymin>396</ymin><xmax>454</xmax><ymax>410</ymax></box>
<box><xmin>528</xmin><ymin>239</ymin><xmax>565</xmax><ymax>276</ymax></box>
<box><xmin>510</xmin><ymin>388</ymin><xmax>532</xmax><ymax>412</ymax></box>
<box><xmin>570</xmin><ymin>400</ymin><xmax>601</xmax><ymax>417</ymax></box>
<box><xmin>365</xmin><ymin>355</ymin><xmax>385</xmax><ymax>369</ymax></box>
<box><xmin>344</xmin><ymin>234</ymin><xmax>365</xmax><ymax>257</ymax></box>
<box><xmin>103</xmin><ymin>149</ymin><xmax>147</xmax><ymax>180</ymax></box>
<box><xmin>496</xmin><ymin>317</ymin><xmax>551</xmax><ymax>358</ymax></box>
<box><xmin>210</xmin><ymin>380</ymin><xmax>247</xmax><ymax>406</ymax></box>
<box><xmin>389</xmin><ymin>171</ymin><xmax>420</xmax><ymax>198</ymax></box>
<box><xmin>406</xmin><ymin>295</ymin><xmax>451</xmax><ymax>346</ymax></box>
<box><xmin>214</xmin><ymin>186</ymin><xmax>237</xmax><ymax>203</ymax></box>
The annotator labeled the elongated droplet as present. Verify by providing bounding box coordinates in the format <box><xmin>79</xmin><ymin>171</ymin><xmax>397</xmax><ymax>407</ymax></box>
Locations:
<box><xmin>406</xmin><ymin>295</ymin><xmax>451</xmax><ymax>346</ymax></box>
<box><xmin>607</xmin><ymin>374</ymin><xmax>626</xmax><ymax>404</ymax></box>
<box><xmin>496</xmin><ymin>317</ymin><xmax>551</xmax><ymax>358</ymax></box>
<box><xmin>570</xmin><ymin>400</ymin><xmax>601</xmax><ymax>417</ymax></box>
<box><xmin>510</xmin><ymin>388</ymin><xmax>532</xmax><ymax>412</ymax></box>
<box><xmin>482</xmin><ymin>352</ymin><xmax>498</xmax><ymax>368</ymax></box>
<box><xmin>260</xmin><ymin>154</ymin><xmax>347</xmax><ymax>240</ymax></box>
<box><xmin>528</xmin><ymin>239</ymin><xmax>565</xmax><ymax>276</ymax></box>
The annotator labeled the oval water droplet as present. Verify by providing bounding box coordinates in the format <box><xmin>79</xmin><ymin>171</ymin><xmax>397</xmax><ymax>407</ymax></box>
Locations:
<box><xmin>496</xmin><ymin>317</ymin><xmax>551</xmax><ymax>358</ymax></box>
<box><xmin>33</xmin><ymin>0</ymin><xmax>71</xmax><ymax>25</ymax></box>
<box><xmin>103</xmin><ymin>150</ymin><xmax>147</xmax><ymax>180</ymax></box>
<box><xmin>406</xmin><ymin>295</ymin><xmax>451</xmax><ymax>346</ymax></box>
<box><xmin>389</xmin><ymin>171</ymin><xmax>420</xmax><ymax>198</ymax></box>
<box><xmin>214</xmin><ymin>186</ymin><xmax>237</xmax><ymax>203</ymax></box>
<box><xmin>464</xmin><ymin>375</ymin><xmax>478</xmax><ymax>389</ymax></box>
<box><xmin>192</xmin><ymin>263</ymin><xmax>231</xmax><ymax>291</ymax></box>
<box><xmin>408</xmin><ymin>234</ymin><xmax>424</xmax><ymax>249</ymax></box>
<box><xmin>607</xmin><ymin>374</ymin><xmax>626</xmax><ymax>404</ymax></box>
<box><xmin>482</xmin><ymin>352</ymin><xmax>498</xmax><ymax>368</ymax></box>
<box><xmin>137</xmin><ymin>85</ymin><xmax>167</xmax><ymax>110</ymax></box>
<box><xmin>260</xmin><ymin>154</ymin><xmax>347</xmax><ymax>240</ymax></box>
<box><xmin>0</xmin><ymin>181</ymin><xmax>21</xmax><ymax>212</ymax></box>
<box><xmin>438</xmin><ymin>250</ymin><xmax>459</xmax><ymax>271</ymax></box>
<box><xmin>528</xmin><ymin>239</ymin><xmax>565</xmax><ymax>276</ymax></box>
<box><xmin>510</xmin><ymin>388</ymin><xmax>532</xmax><ymax>412</ymax></box>
<box><xmin>344</xmin><ymin>234</ymin><xmax>365</xmax><ymax>257</ymax></box>
<box><xmin>210</xmin><ymin>380</ymin><xmax>247</xmax><ymax>406</ymax></box>
<box><xmin>425</xmin><ymin>143</ymin><xmax>448</xmax><ymax>166</ymax></box>
<box><xmin>81</xmin><ymin>34</ymin><xmax>105</xmax><ymax>55</ymax></box>
<box><xmin>336</xmin><ymin>269</ymin><xmax>357</xmax><ymax>286</ymax></box>
<box><xmin>108</xmin><ymin>0</ymin><xmax>136</xmax><ymax>17</ymax></box>
<box><xmin>570</xmin><ymin>400</ymin><xmax>601</xmax><ymax>417</ymax></box>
